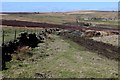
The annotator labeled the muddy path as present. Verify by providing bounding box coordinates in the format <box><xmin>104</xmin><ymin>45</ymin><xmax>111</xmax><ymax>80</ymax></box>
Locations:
<box><xmin>59</xmin><ymin>32</ymin><xmax>119</xmax><ymax>62</ymax></box>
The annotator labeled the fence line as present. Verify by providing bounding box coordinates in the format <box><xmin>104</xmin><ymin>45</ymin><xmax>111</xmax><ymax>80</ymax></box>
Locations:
<box><xmin>2</xmin><ymin>27</ymin><xmax>42</xmax><ymax>44</ymax></box>
<box><xmin>14</xmin><ymin>29</ymin><xmax>17</xmax><ymax>40</ymax></box>
<box><xmin>2</xmin><ymin>30</ymin><xmax>4</xmax><ymax>45</ymax></box>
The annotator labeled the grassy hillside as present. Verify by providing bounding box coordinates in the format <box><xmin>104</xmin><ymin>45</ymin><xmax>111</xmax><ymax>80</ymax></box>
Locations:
<box><xmin>2</xmin><ymin>34</ymin><xmax>118</xmax><ymax>78</ymax></box>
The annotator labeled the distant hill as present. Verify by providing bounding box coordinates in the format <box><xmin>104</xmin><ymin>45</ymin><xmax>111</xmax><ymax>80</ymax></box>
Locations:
<box><xmin>0</xmin><ymin>10</ymin><xmax>117</xmax><ymax>14</ymax></box>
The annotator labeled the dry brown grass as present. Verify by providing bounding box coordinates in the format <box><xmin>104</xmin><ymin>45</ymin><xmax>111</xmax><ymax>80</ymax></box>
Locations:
<box><xmin>2</xmin><ymin>11</ymin><xmax>117</xmax><ymax>25</ymax></box>
<box><xmin>91</xmin><ymin>35</ymin><xmax>119</xmax><ymax>46</ymax></box>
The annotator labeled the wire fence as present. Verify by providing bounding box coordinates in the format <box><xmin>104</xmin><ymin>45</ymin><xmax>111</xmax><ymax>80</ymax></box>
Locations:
<box><xmin>2</xmin><ymin>26</ymin><xmax>43</xmax><ymax>44</ymax></box>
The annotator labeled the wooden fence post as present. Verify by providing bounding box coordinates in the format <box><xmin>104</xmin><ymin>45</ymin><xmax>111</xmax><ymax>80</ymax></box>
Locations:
<box><xmin>2</xmin><ymin>30</ymin><xmax>4</xmax><ymax>45</ymax></box>
<box><xmin>14</xmin><ymin>29</ymin><xmax>17</xmax><ymax>40</ymax></box>
<box><xmin>26</xmin><ymin>27</ymin><xmax>28</xmax><ymax>33</ymax></box>
<box><xmin>24</xmin><ymin>26</ymin><xmax>26</xmax><ymax>32</ymax></box>
<box><xmin>36</xmin><ymin>28</ymin><xmax>37</xmax><ymax>34</ymax></box>
<box><xmin>31</xmin><ymin>28</ymin><xmax>33</xmax><ymax>33</ymax></box>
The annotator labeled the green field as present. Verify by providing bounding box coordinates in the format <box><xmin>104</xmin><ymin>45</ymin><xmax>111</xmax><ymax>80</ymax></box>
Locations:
<box><xmin>1</xmin><ymin>26</ymin><xmax>118</xmax><ymax>78</ymax></box>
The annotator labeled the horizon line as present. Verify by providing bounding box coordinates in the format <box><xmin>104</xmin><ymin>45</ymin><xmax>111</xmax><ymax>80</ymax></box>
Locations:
<box><xmin>0</xmin><ymin>10</ymin><xmax>118</xmax><ymax>13</ymax></box>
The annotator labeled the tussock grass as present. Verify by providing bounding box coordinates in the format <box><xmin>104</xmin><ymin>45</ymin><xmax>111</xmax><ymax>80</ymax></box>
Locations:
<box><xmin>2</xmin><ymin>34</ymin><xmax>118</xmax><ymax>78</ymax></box>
